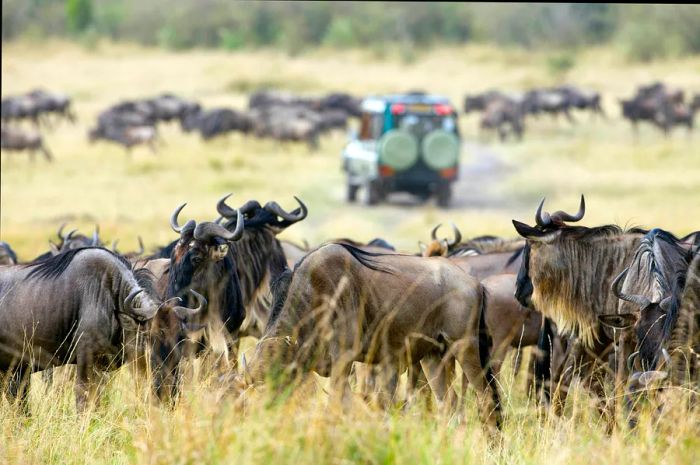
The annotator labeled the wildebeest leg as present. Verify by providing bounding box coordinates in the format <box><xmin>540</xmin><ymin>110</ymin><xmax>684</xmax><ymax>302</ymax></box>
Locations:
<box><xmin>454</xmin><ymin>338</ymin><xmax>500</xmax><ymax>430</ymax></box>
<box><xmin>41</xmin><ymin>144</ymin><xmax>53</xmax><ymax>162</ymax></box>
<box><xmin>75</xmin><ymin>350</ymin><xmax>94</xmax><ymax>412</ymax></box>
<box><xmin>564</xmin><ymin>108</ymin><xmax>575</xmax><ymax>124</ymax></box>
<box><xmin>147</xmin><ymin>139</ymin><xmax>157</xmax><ymax>154</ymax></box>
<box><xmin>7</xmin><ymin>365</ymin><xmax>31</xmax><ymax>415</ymax></box>
<box><xmin>422</xmin><ymin>354</ymin><xmax>458</xmax><ymax>414</ymax></box>
<box><xmin>330</xmin><ymin>357</ymin><xmax>354</xmax><ymax>409</ymax></box>
<box><xmin>405</xmin><ymin>360</ymin><xmax>430</xmax><ymax>407</ymax></box>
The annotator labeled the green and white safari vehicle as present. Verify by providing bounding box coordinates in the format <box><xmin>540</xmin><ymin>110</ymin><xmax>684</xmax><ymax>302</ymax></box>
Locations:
<box><xmin>342</xmin><ymin>92</ymin><xmax>461</xmax><ymax>207</ymax></box>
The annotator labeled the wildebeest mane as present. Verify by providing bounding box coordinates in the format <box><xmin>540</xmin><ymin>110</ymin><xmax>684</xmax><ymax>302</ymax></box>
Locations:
<box><xmin>267</xmin><ymin>268</ymin><xmax>294</xmax><ymax>330</ymax></box>
<box><xmin>230</xmin><ymin>225</ymin><xmax>287</xmax><ymax>304</ymax></box>
<box><xmin>26</xmin><ymin>246</ymin><xmax>129</xmax><ymax>280</ymax></box>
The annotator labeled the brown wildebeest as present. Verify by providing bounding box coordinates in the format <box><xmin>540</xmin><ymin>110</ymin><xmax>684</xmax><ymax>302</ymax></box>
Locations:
<box><xmin>0</xmin><ymin>248</ymin><xmax>203</xmax><ymax>411</ymax></box>
<box><xmin>480</xmin><ymin>98</ymin><xmax>524</xmax><ymax>141</ymax></box>
<box><xmin>512</xmin><ymin>195</ymin><xmax>648</xmax><ymax>421</ymax></box>
<box><xmin>244</xmin><ymin>243</ymin><xmax>502</xmax><ymax>429</ymax></box>
<box><xmin>1</xmin><ymin>125</ymin><xmax>52</xmax><ymax>161</ymax></box>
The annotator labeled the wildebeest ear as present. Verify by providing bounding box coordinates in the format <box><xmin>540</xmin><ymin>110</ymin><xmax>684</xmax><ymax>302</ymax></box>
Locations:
<box><xmin>512</xmin><ymin>220</ymin><xmax>547</xmax><ymax>240</ymax></box>
<box><xmin>598</xmin><ymin>313</ymin><xmax>638</xmax><ymax>330</ymax></box>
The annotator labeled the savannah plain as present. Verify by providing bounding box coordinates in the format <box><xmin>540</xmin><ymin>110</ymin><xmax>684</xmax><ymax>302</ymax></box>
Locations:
<box><xmin>1</xmin><ymin>41</ymin><xmax>700</xmax><ymax>464</ymax></box>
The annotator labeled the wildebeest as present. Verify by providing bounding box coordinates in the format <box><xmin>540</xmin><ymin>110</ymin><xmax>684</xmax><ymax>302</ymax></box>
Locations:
<box><xmin>27</xmin><ymin>89</ymin><xmax>76</xmax><ymax>124</ymax></box>
<box><xmin>522</xmin><ymin>89</ymin><xmax>574</xmax><ymax>123</ymax></box>
<box><xmin>1</xmin><ymin>95</ymin><xmax>41</xmax><ymax>125</ymax></box>
<box><xmin>88</xmin><ymin>124</ymin><xmax>158</xmax><ymax>154</ymax></box>
<box><xmin>1</xmin><ymin>125</ymin><xmax>53</xmax><ymax>161</ymax></box>
<box><xmin>619</xmin><ymin>82</ymin><xmax>688</xmax><ymax>134</ymax></box>
<box><xmin>31</xmin><ymin>224</ymin><xmax>102</xmax><ymax>262</ymax></box>
<box><xmin>512</xmin><ymin>196</ymin><xmax>648</xmax><ymax>417</ymax></box>
<box><xmin>555</xmin><ymin>85</ymin><xmax>605</xmax><ymax>117</ymax></box>
<box><xmin>0</xmin><ymin>247</ymin><xmax>204</xmax><ymax>411</ymax></box>
<box><xmin>244</xmin><ymin>243</ymin><xmax>502</xmax><ymax>429</ymax></box>
<box><xmin>182</xmin><ymin>108</ymin><xmax>253</xmax><ymax>140</ymax></box>
<box><xmin>480</xmin><ymin>98</ymin><xmax>525</xmax><ymax>141</ymax></box>
<box><xmin>165</xmin><ymin>202</ymin><xmax>245</xmax><ymax>365</ymax></box>
<box><xmin>600</xmin><ymin>229</ymin><xmax>695</xmax><ymax>392</ymax></box>
<box><xmin>215</xmin><ymin>195</ymin><xmax>308</xmax><ymax>343</ymax></box>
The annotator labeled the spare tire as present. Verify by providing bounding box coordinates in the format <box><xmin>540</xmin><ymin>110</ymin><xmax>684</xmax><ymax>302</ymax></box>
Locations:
<box><xmin>378</xmin><ymin>130</ymin><xmax>418</xmax><ymax>171</ymax></box>
<box><xmin>422</xmin><ymin>130</ymin><xmax>459</xmax><ymax>170</ymax></box>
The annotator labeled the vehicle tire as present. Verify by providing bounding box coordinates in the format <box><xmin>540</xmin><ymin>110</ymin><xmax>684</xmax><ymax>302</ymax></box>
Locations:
<box><xmin>436</xmin><ymin>183</ymin><xmax>452</xmax><ymax>208</ymax></box>
<box><xmin>363</xmin><ymin>180</ymin><xmax>382</xmax><ymax>206</ymax></box>
<box><xmin>347</xmin><ymin>183</ymin><xmax>359</xmax><ymax>203</ymax></box>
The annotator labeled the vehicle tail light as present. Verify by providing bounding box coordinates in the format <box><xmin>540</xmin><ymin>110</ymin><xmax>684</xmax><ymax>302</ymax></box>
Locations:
<box><xmin>379</xmin><ymin>165</ymin><xmax>395</xmax><ymax>177</ymax></box>
<box><xmin>390</xmin><ymin>103</ymin><xmax>406</xmax><ymax>115</ymax></box>
<box><xmin>439</xmin><ymin>167</ymin><xmax>457</xmax><ymax>179</ymax></box>
<box><xmin>434</xmin><ymin>104</ymin><xmax>453</xmax><ymax>116</ymax></box>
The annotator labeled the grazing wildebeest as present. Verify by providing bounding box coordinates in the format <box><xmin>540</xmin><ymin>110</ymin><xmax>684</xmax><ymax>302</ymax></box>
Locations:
<box><xmin>0</xmin><ymin>247</ymin><xmax>204</xmax><ymax>411</ymax></box>
<box><xmin>1</xmin><ymin>125</ymin><xmax>53</xmax><ymax>161</ymax></box>
<box><xmin>555</xmin><ymin>85</ymin><xmax>605</xmax><ymax>117</ymax></box>
<box><xmin>165</xmin><ymin>202</ymin><xmax>245</xmax><ymax>365</ymax></box>
<box><xmin>27</xmin><ymin>89</ymin><xmax>76</xmax><ymax>124</ymax></box>
<box><xmin>182</xmin><ymin>108</ymin><xmax>253</xmax><ymax>140</ymax></box>
<box><xmin>244</xmin><ymin>243</ymin><xmax>502</xmax><ymax>429</ymax></box>
<box><xmin>479</xmin><ymin>98</ymin><xmax>525</xmax><ymax>141</ymax></box>
<box><xmin>88</xmin><ymin>124</ymin><xmax>158</xmax><ymax>154</ymax></box>
<box><xmin>463</xmin><ymin>91</ymin><xmax>508</xmax><ymax>113</ymax></box>
<box><xmin>599</xmin><ymin>229</ymin><xmax>695</xmax><ymax>393</ymax></box>
<box><xmin>0</xmin><ymin>241</ymin><xmax>18</xmax><ymax>265</ymax></box>
<box><xmin>512</xmin><ymin>196</ymin><xmax>648</xmax><ymax>418</ymax></box>
<box><xmin>522</xmin><ymin>89</ymin><xmax>574</xmax><ymax>123</ymax></box>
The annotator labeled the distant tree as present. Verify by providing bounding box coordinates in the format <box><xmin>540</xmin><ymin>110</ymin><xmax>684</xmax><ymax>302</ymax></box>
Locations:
<box><xmin>66</xmin><ymin>0</ymin><xmax>93</xmax><ymax>34</ymax></box>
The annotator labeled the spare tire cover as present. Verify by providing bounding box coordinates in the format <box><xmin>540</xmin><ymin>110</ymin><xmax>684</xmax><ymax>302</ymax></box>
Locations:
<box><xmin>378</xmin><ymin>130</ymin><xmax>418</xmax><ymax>171</ymax></box>
<box><xmin>422</xmin><ymin>130</ymin><xmax>459</xmax><ymax>170</ymax></box>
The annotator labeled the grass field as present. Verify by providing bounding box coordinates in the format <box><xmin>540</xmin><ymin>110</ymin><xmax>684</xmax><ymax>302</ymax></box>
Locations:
<box><xmin>1</xmin><ymin>41</ymin><xmax>699</xmax><ymax>464</ymax></box>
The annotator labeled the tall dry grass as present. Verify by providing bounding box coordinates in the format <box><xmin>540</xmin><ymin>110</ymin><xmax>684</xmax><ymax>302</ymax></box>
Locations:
<box><xmin>1</xmin><ymin>41</ymin><xmax>699</xmax><ymax>465</ymax></box>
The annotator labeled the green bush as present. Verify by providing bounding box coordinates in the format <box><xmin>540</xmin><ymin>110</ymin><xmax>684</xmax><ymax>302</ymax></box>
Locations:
<box><xmin>66</xmin><ymin>0</ymin><xmax>93</xmax><ymax>34</ymax></box>
<box><xmin>323</xmin><ymin>18</ymin><xmax>356</xmax><ymax>48</ymax></box>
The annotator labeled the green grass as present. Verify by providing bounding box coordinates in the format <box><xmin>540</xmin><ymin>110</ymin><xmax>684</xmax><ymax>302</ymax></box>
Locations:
<box><xmin>1</xmin><ymin>41</ymin><xmax>699</xmax><ymax>464</ymax></box>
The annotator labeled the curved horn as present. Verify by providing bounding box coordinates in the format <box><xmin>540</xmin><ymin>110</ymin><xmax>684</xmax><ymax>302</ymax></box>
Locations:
<box><xmin>57</xmin><ymin>223</ymin><xmax>67</xmax><ymax>241</ymax></box>
<box><xmin>264</xmin><ymin>197</ymin><xmax>308</xmax><ymax>223</ymax></box>
<box><xmin>535</xmin><ymin>198</ymin><xmax>552</xmax><ymax>227</ymax></box>
<box><xmin>627</xmin><ymin>350</ymin><xmax>639</xmax><ymax>372</ymax></box>
<box><xmin>170</xmin><ymin>203</ymin><xmax>196</xmax><ymax>235</ymax></box>
<box><xmin>238</xmin><ymin>200</ymin><xmax>262</xmax><ymax>217</ymax></box>
<box><xmin>431</xmin><ymin>224</ymin><xmax>442</xmax><ymax>241</ymax></box>
<box><xmin>216</xmin><ymin>193</ymin><xmax>237</xmax><ymax>218</ymax></box>
<box><xmin>448</xmin><ymin>222</ymin><xmax>462</xmax><ymax>247</ymax></box>
<box><xmin>136</xmin><ymin>236</ymin><xmax>145</xmax><ymax>255</ymax></box>
<box><xmin>111</xmin><ymin>240</ymin><xmax>120</xmax><ymax>252</ymax></box>
<box><xmin>551</xmin><ymin>195</ymin><xmax>586</xmax><ymax>223</ymax></box>
<box><xmin>173</xmin><ymin>289</ymin><xmax>206</xmax><ymax>319</ymax></box>
<box><xmin>611</xmin><ymin>268</ymin><xmax>651</xmax><ymax>309</ymax></box>
<box><xmin>65</xmin><ymin>229</ymin><xmax>78</xmax><ymax>241</ymax></box>
<box><xmin>193</xmin><ymin>212</ymin><xmax>244</xmax><ymax>242</ymax></box>
<box><xmin>124</xmin><ymin>289</ymin><xmax>157</xmax><ymax>320</ymax></box>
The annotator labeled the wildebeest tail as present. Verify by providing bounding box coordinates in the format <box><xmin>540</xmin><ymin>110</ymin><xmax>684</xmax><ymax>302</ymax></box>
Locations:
<box><xmin>534</xmin><ymin>317</ymin><xmax>554</xmax><ymax>403</ymax></box>
<box><xmin>477</xmin><ymin>286</ymin><xmax>501</xmax><ymax>425</ymax></box>
<box><xmin>334</xmin><ymin>243</ymin><xmax>395</xmax><ymax>274</ymax></box>
<box><xmin>267</xmin><ymin>267</ymin><xmax>294</xmax><ymax>330</ymax></box>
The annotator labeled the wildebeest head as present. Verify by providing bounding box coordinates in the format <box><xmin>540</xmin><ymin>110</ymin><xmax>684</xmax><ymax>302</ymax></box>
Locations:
<box><xmin>419</xmin><ymin>223</ymin><xmax>462</xmax><ymax>257</ymax></box>
<box><xmin>599</xmin><ymin>229</ymin><xmax>692</xmax><ymax>377</ymax></box>
<box><xmin>148</xmin><ymin>288</ymin><xmax>206</xmax><ymax>402</ymax></box>
<box><xmin>216</xmin><ymin>194</ymin><xmax>308</xmax><ymax>235</ymax></box>
<box><xmin>167</xmin><ymin>201</ymin><xmax>245</xmax><ymax>335</ymax></box>
<box><xmin>0</xmin><ymin>241</ymin><xmax>18</xmax><ymax>265</ymax></box>
<box><xmin>511</xmin><ymin>195</ymin><xmax>640</xmax><ymax>345</ymax></box>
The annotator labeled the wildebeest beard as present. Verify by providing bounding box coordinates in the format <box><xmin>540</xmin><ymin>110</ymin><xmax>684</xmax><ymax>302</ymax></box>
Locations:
<box><xmin>167</xmin><ymin>246</ymin><xmax>244</xmax><ymax>336</ymax></box>
<box><xmin>523</xmin><ymin>226</ymin><xmax>644</xmax><ymax>347</ymax></box>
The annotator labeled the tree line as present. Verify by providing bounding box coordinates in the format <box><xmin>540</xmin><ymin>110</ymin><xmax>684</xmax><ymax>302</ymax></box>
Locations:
<box><xmin>3</xmin><ymin>2</ymin><xmax>699</xmax><ymax>62</ymax></box>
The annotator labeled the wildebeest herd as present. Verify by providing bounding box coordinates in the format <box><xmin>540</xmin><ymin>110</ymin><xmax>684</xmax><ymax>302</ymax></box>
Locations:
<box><xmin>1</xmin><ymin>194</ymin><xmax>698</xmax><ymax>433</ymax></box>
<box><xmin>2</xmin><ymin>81</ymin><xmax>698</xmax><ymax>162</ymax></box>
<box><xmin>464</xmin><ymin>81</ymin><xmax>699</xmax><ymax>140</ymax></box>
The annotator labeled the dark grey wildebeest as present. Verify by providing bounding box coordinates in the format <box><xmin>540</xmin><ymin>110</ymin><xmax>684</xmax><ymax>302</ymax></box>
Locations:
<box><xmin>0</xmin><ymin>247</ymin><xmax>204</xmax><ymax>411</ymax></box>
<box><xmin>243</xmin><ymin>243</ymin><xmax>501</xmax><ymax>429</ymax></box>
<box><xmin>1</xmin><ymin>125</ymin><xmax>53</xmax><ymax>162</ymax></box>
<box><xmin>600</xmin><ymin>229</ymin><xmax>696</xmax><ymax>392</ymax></box>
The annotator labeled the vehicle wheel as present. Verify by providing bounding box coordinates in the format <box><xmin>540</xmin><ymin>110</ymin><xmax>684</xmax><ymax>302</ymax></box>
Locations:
<box><xmin>347</xmin><ymin>183</ymin><xmax>359</xmax><ymax>203</ymax></box>
<box><xmin>363</xmin><ymin>180</ymin><xmax>382</xmax><ymax>206</ymax></box>
<box><xmin>436</xmin><ymin>183</ymin><xmax>452</xmax><ymax>208</ymax></box>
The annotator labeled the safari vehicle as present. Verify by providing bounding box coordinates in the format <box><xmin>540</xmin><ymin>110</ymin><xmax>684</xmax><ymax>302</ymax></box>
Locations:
<box><xmin>342</xmin><ymin>93</ymin><xmax>460</xmax><ymax>207</ymax></box>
